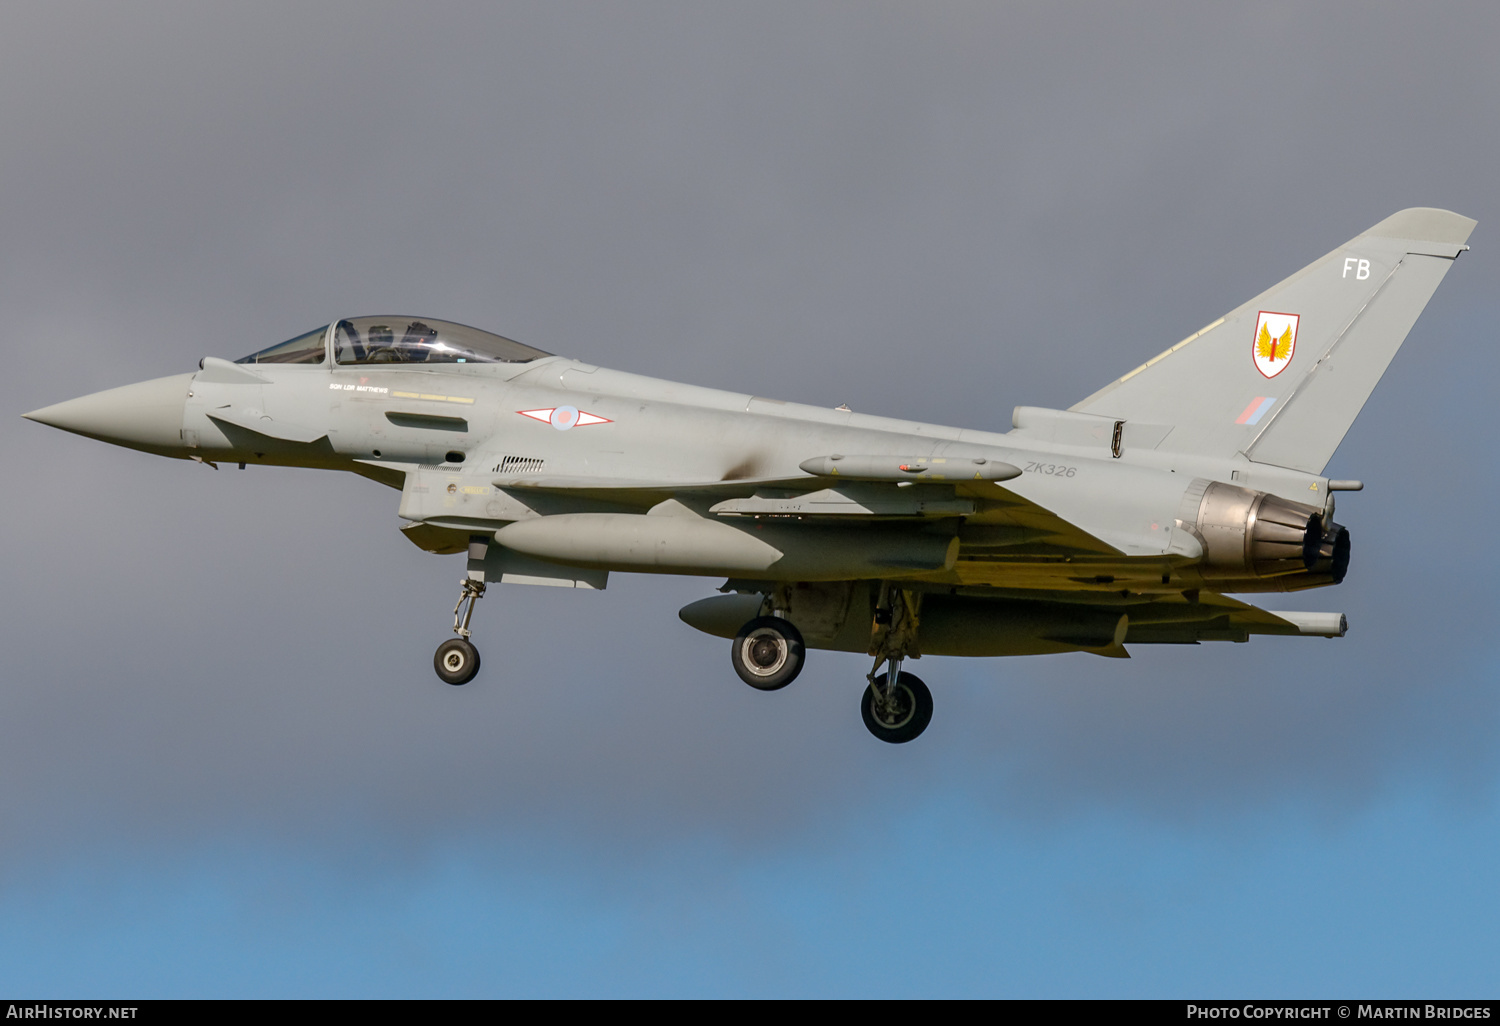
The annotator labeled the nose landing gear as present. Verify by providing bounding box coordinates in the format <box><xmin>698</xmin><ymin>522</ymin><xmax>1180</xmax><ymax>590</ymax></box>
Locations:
<box><xmin>434</xmin><ymin>577</ymin><xmax>485</xmax><ymax>685</ymax></box>
<box><xmin>433</xmin><ymin>538</ymin><xmax>489</xmax><ymax>686</ymax></box>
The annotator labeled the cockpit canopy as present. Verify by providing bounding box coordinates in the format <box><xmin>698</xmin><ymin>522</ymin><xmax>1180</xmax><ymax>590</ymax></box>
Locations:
<box><xmin>333</xmin><ymin>317</ymin><xmax>551</xmax><ymax>365</ymax></box>
<box><xmin>235</xmin><ymin>317</ymin><xmax>552</xmax><ymax>366</ymax></box>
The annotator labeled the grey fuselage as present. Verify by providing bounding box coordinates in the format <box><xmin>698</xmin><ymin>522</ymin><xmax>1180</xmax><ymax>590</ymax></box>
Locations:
<box><xmin>70</xmin><ymin>349</ymin><xmax>1335</xmax><ymax>602</ymax></box>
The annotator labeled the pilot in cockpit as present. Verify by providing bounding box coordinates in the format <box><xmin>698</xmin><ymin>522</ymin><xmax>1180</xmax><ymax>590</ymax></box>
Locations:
<box><xmin>362</xmin><ymin>323</ymin><xmax>396</xmax><ymax>362</ymax></box>
<box><xmin>400</xmin><ymin>321</ymin><xmax>437</xmax><ymax>362</ymax></box>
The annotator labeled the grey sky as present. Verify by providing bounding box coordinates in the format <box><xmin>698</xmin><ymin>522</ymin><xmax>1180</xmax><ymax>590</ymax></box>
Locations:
<box><xmin>3</xmin><ymin>1</ymin><xmax>1498</xmax><ymax>874</ymax></box>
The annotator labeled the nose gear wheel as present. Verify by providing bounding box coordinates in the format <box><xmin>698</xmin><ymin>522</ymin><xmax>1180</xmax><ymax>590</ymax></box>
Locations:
<box><xmin>435</xmin><ymin>637</ymin><xmax>480</xmax><ymax>685</ymax></box>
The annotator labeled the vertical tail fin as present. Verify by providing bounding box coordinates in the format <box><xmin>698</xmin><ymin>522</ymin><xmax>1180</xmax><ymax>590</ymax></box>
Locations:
<box><xmin>1070</xmin><ymin>208</ymin><xmax>1475</xmax><ymax>474</ymax></box>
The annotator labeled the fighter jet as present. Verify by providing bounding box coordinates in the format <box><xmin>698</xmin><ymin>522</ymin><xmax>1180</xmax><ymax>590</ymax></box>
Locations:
<box><xmin>23</xmin><ymin>208</ymin><xmax>1474</xmax><ymax>743</ymax></box>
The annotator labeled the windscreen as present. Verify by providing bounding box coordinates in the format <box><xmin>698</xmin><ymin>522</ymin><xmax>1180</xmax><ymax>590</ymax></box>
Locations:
<box><xmin>234</xmin><ymin>325</ymin><xmax>328</xmax><ymax>365</ymax></box>
<box><xmin>332</xmin><ymin>317</ymin><xmax>551</xmax><ymax>365</ymax></box>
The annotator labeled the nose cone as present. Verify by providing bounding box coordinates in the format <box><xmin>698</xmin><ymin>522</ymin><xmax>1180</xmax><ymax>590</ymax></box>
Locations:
<box><xmin>24</xmin><ymin>373</ymin><xmax>194</xmax><ymax>454</ymax></box>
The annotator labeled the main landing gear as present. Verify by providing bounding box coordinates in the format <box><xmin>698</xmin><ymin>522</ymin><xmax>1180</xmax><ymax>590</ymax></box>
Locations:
<box><xmin>730</xmin><ymin>615</ymin><xmax>806</xmax><ymax>690</ymax></box>
<box><xmin>434</xmin><ymin>577</ymin><xmax>485</xmax><ymax>685</ymax></box>
<box><xmin>861</xmin><ymin>670</ymin><xmax>933</xmax><ymax>745</ymax></box>
<box><xmin>728</xmin><ymin>584</ymin><xmax>934</xmax><ymax>744</ymax></box>
<box><xmin>860</xmin><ymin>585</ymin><xmax>932</xmax><ymax>744</ymax></box>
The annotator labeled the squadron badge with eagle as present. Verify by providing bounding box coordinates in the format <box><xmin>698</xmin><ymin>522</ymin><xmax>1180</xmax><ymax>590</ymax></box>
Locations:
<box><xmin>1252</xmin><ymin>310</ymin><xmax>1300</xmax><ymax>378</ymax></box>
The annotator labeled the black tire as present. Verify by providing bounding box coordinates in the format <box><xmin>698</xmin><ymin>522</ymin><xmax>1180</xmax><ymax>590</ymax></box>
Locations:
<box><xmin>434</xmin><ymin>638</ymin><xmax>481</xmax><ymax>685</ymax></box>
<box><xmin>730</xmin><ymin>616</ymin><xmax>806</xmax><ymax>691</ymax></box>
<box><xmin>861</xmin><ymin>671</ymin><xmax>932</xmax><ymax>744</ymax></box>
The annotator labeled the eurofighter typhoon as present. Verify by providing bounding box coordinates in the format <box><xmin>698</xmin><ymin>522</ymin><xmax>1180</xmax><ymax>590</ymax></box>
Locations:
<box><xmin>23</xmin><ymin>209</ymin><xmax>1474</xmax><ymax>742</ymax></box>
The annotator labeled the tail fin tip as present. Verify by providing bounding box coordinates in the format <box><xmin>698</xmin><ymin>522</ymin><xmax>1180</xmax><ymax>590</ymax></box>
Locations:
<box><xmin>1365</xmin><ymin>207</ymin><xmax>1476</xmax><ymax>246</ymax></box>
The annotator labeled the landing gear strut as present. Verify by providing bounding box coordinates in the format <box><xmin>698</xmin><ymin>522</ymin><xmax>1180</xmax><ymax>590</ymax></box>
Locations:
<box><xmin>863</xmin><ymin>585</ymin><xmax>932</xmax><ymax>743</ymax></box>
<box><xmin>434</xmin><ymin>537</ymin><xmax>489</xmax><ymax>686</ymax></box>
<box><xmin>725</xmin><ymin>583</ymin><xmax>936</xmax><ymax>741</ymax></box>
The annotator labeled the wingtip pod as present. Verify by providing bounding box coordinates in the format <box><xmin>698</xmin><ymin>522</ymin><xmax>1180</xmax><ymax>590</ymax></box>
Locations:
<box><xmin>1264</xmin><ymin>611</ymin><xmax>1347</xmax><ymax>637</ymax></box>
<box><xmin>1364</xmin><ymin>207</ymin><xmax>1477</xmax><ymax>247</ymax></box>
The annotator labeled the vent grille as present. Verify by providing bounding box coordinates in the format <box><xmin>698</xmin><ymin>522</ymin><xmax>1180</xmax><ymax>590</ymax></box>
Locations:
<box><xmin>495</xmin><ymin>455</ymin><xmax>546</xmax><ymax>474</ymax></box>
